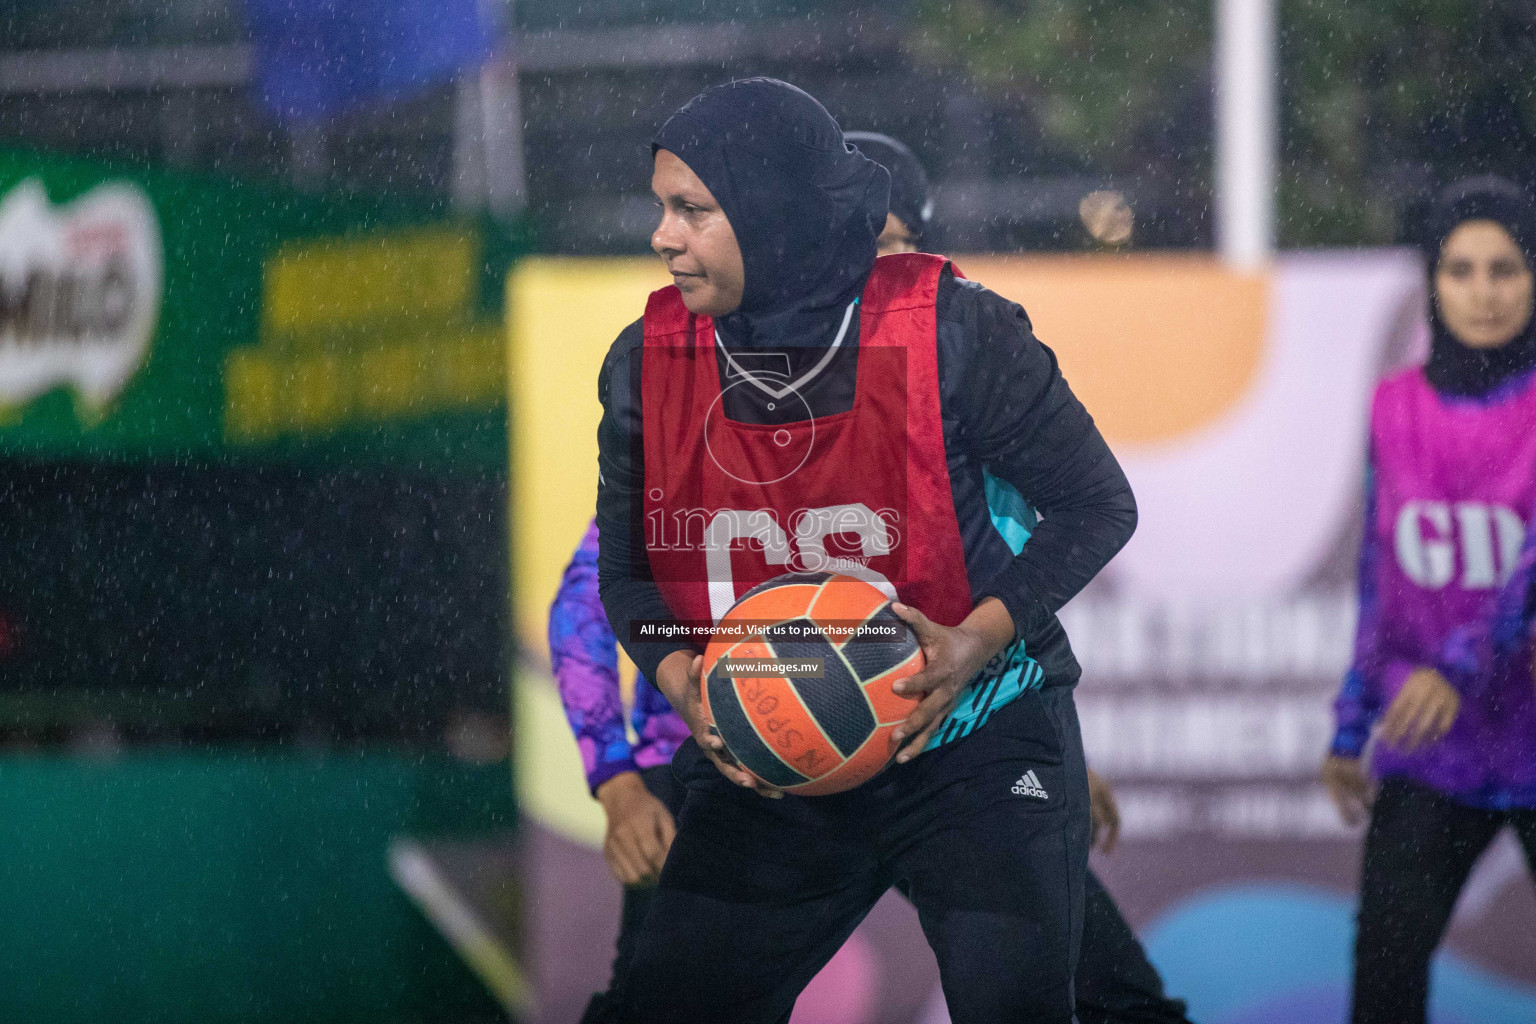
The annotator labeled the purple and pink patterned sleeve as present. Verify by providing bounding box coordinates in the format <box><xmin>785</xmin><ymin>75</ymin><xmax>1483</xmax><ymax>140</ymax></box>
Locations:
<box><xmin>1440</xmin><ymin>507</ymin><xmax>1536</xmax><ymax>690</ymax></box>
<box><xmin>549</xmin><ymin>520</ymin><xmax>637</xmax><ymax>794</ymax></box>
<box><xmin>1333</xmin><ymin>462</ymin><xmax>1415</xmax><ymax>758</ymax></box>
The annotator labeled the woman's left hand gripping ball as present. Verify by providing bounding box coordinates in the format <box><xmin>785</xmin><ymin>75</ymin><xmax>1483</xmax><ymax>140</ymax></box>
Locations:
<box><xmin>888</xmin><ymin>600</ymin><xmax>1011</xmax><ymax>763</ymax></box>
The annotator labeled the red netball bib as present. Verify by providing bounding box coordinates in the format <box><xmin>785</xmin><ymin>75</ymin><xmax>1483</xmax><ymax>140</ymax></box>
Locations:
<box><xmin>641</xmin><ymin>253</ymin><xmax>974</xmax><ymax>628</ymax></box>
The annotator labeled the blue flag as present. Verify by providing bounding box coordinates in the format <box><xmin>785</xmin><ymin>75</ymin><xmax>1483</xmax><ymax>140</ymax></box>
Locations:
<box><xmin>245</xmin><ymin>0</ymin><xmax>495</xmax><ymax>123</ymax></box>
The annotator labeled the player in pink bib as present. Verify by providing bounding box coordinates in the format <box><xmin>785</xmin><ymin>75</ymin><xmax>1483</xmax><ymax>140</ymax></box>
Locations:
<box><xmin>1325</xmin><ymin>177</ymin><xmax>1536</xmax><ymax>1024</ymax></box>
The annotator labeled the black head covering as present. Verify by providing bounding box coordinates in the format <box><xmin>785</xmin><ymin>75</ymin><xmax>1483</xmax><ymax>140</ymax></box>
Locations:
<box><xmin>1419</xmin><ymin>175</ymin><xmax>1536</xmax><ymax>397</ymax></box>
<box><xmin>654</xmin><ymin>78</ymin><xmax>889</xmax><ymax>347</ymax></box>
<box><xmin>844</xmin><ymin>131</ymin><xmax>933</xmax><ymax>243</ymax></box>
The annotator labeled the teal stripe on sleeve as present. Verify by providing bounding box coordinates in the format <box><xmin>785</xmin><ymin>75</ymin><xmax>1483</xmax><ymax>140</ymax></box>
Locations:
<box><xmin>924</xmin><ymin>471</ymin><xmax>1046</xmax><ymax>752</ymax></box>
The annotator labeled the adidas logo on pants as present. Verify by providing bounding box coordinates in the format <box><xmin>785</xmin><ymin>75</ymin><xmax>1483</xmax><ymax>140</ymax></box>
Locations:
<box><xmin>1012</xmin><ymin>770</ymin><xmax>1048</xmax><ymax>799</ymax></box>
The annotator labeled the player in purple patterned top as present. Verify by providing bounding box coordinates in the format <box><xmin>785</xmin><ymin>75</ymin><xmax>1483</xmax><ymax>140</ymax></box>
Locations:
<box><xmin>1324</xmin><ymin>177</ymin><xmax>1536</xmax><ymax>1024</ymax></box>
<box><xmin>549</xmin><ymin>518</ymin><xmax>692</xmax><ymax>1024</ymax></box>
<box><xmin>549</xmin><ymin>518</ymin><xmax>689</xmax><ymax>797</ymax></box>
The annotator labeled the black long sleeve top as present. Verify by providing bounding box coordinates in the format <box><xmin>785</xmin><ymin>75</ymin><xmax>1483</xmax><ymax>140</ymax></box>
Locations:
<box><xmin>595</xmin><ymin>267</ymin><xmax>1137</xmax><ymax>689</ymax></box>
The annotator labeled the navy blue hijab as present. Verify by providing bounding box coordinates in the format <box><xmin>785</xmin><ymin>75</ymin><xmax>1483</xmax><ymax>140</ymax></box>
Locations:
<box><xmin>654</xmin><ymin>78</ymin><xmax>889</xmax><ymax>348</ymax></box>
<box><xmin>1420</xmin><ymin>176</ymin><xmax>1536</xmax><ymax>397</ymax></box>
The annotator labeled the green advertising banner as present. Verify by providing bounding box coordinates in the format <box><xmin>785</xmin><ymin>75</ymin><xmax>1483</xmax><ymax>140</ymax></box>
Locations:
<box><xmin>0</xmin><ymin>148</ymin><xmax>516</xmax><ymax>470</ymax></box>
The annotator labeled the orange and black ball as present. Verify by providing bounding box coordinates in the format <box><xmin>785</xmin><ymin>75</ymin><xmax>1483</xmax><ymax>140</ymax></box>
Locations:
<box><xmin>701</xmin><ymin>572</ymin><xmax>925</xmax><ymax>796</ymax></box>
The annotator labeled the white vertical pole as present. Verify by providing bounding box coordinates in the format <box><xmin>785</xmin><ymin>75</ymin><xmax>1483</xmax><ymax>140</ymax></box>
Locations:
<box><xmin>452</xmin><ymin>3</ymin><xmax>528</xmax><ymax>221</ymax></box>
<box><xmin>478</xmin><ymin>53</ymin><xmax>527</xmax><ymax>221</ymax></box>
<box><xmin>1215</xmin><ymin>0</ymin><xmax>1277</xmax><ymax>270</ymax></box>
<box><xmin>451</xmin><ymin>71</ymin><xmax>488</xmax><ymax>214</ymax></box>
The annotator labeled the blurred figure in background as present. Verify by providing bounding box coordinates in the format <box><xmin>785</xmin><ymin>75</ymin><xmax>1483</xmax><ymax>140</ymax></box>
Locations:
<box><xmin>1324</xmin><ymin>176</ymin><xmax>1536</xmax><ymax>1024</ymax></box>
<box><xmin>845</xmin><ymin>130</ymin><xmax>1191</xmax><ymax>1024</ymax></box>
<box><xmin>550</xmin><ymin>129</ymin><xmax>1191</xmax><ymax>1024</ymax></box>
<box><xmin>843</xmin><ymin>133</ymin><xmax>932</xmax><ymax>257</ymax></box>
<box><xmin>548</xmin><ymin>519</ymin><xmax>686</xmax><ymax>1024</ymax></box>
